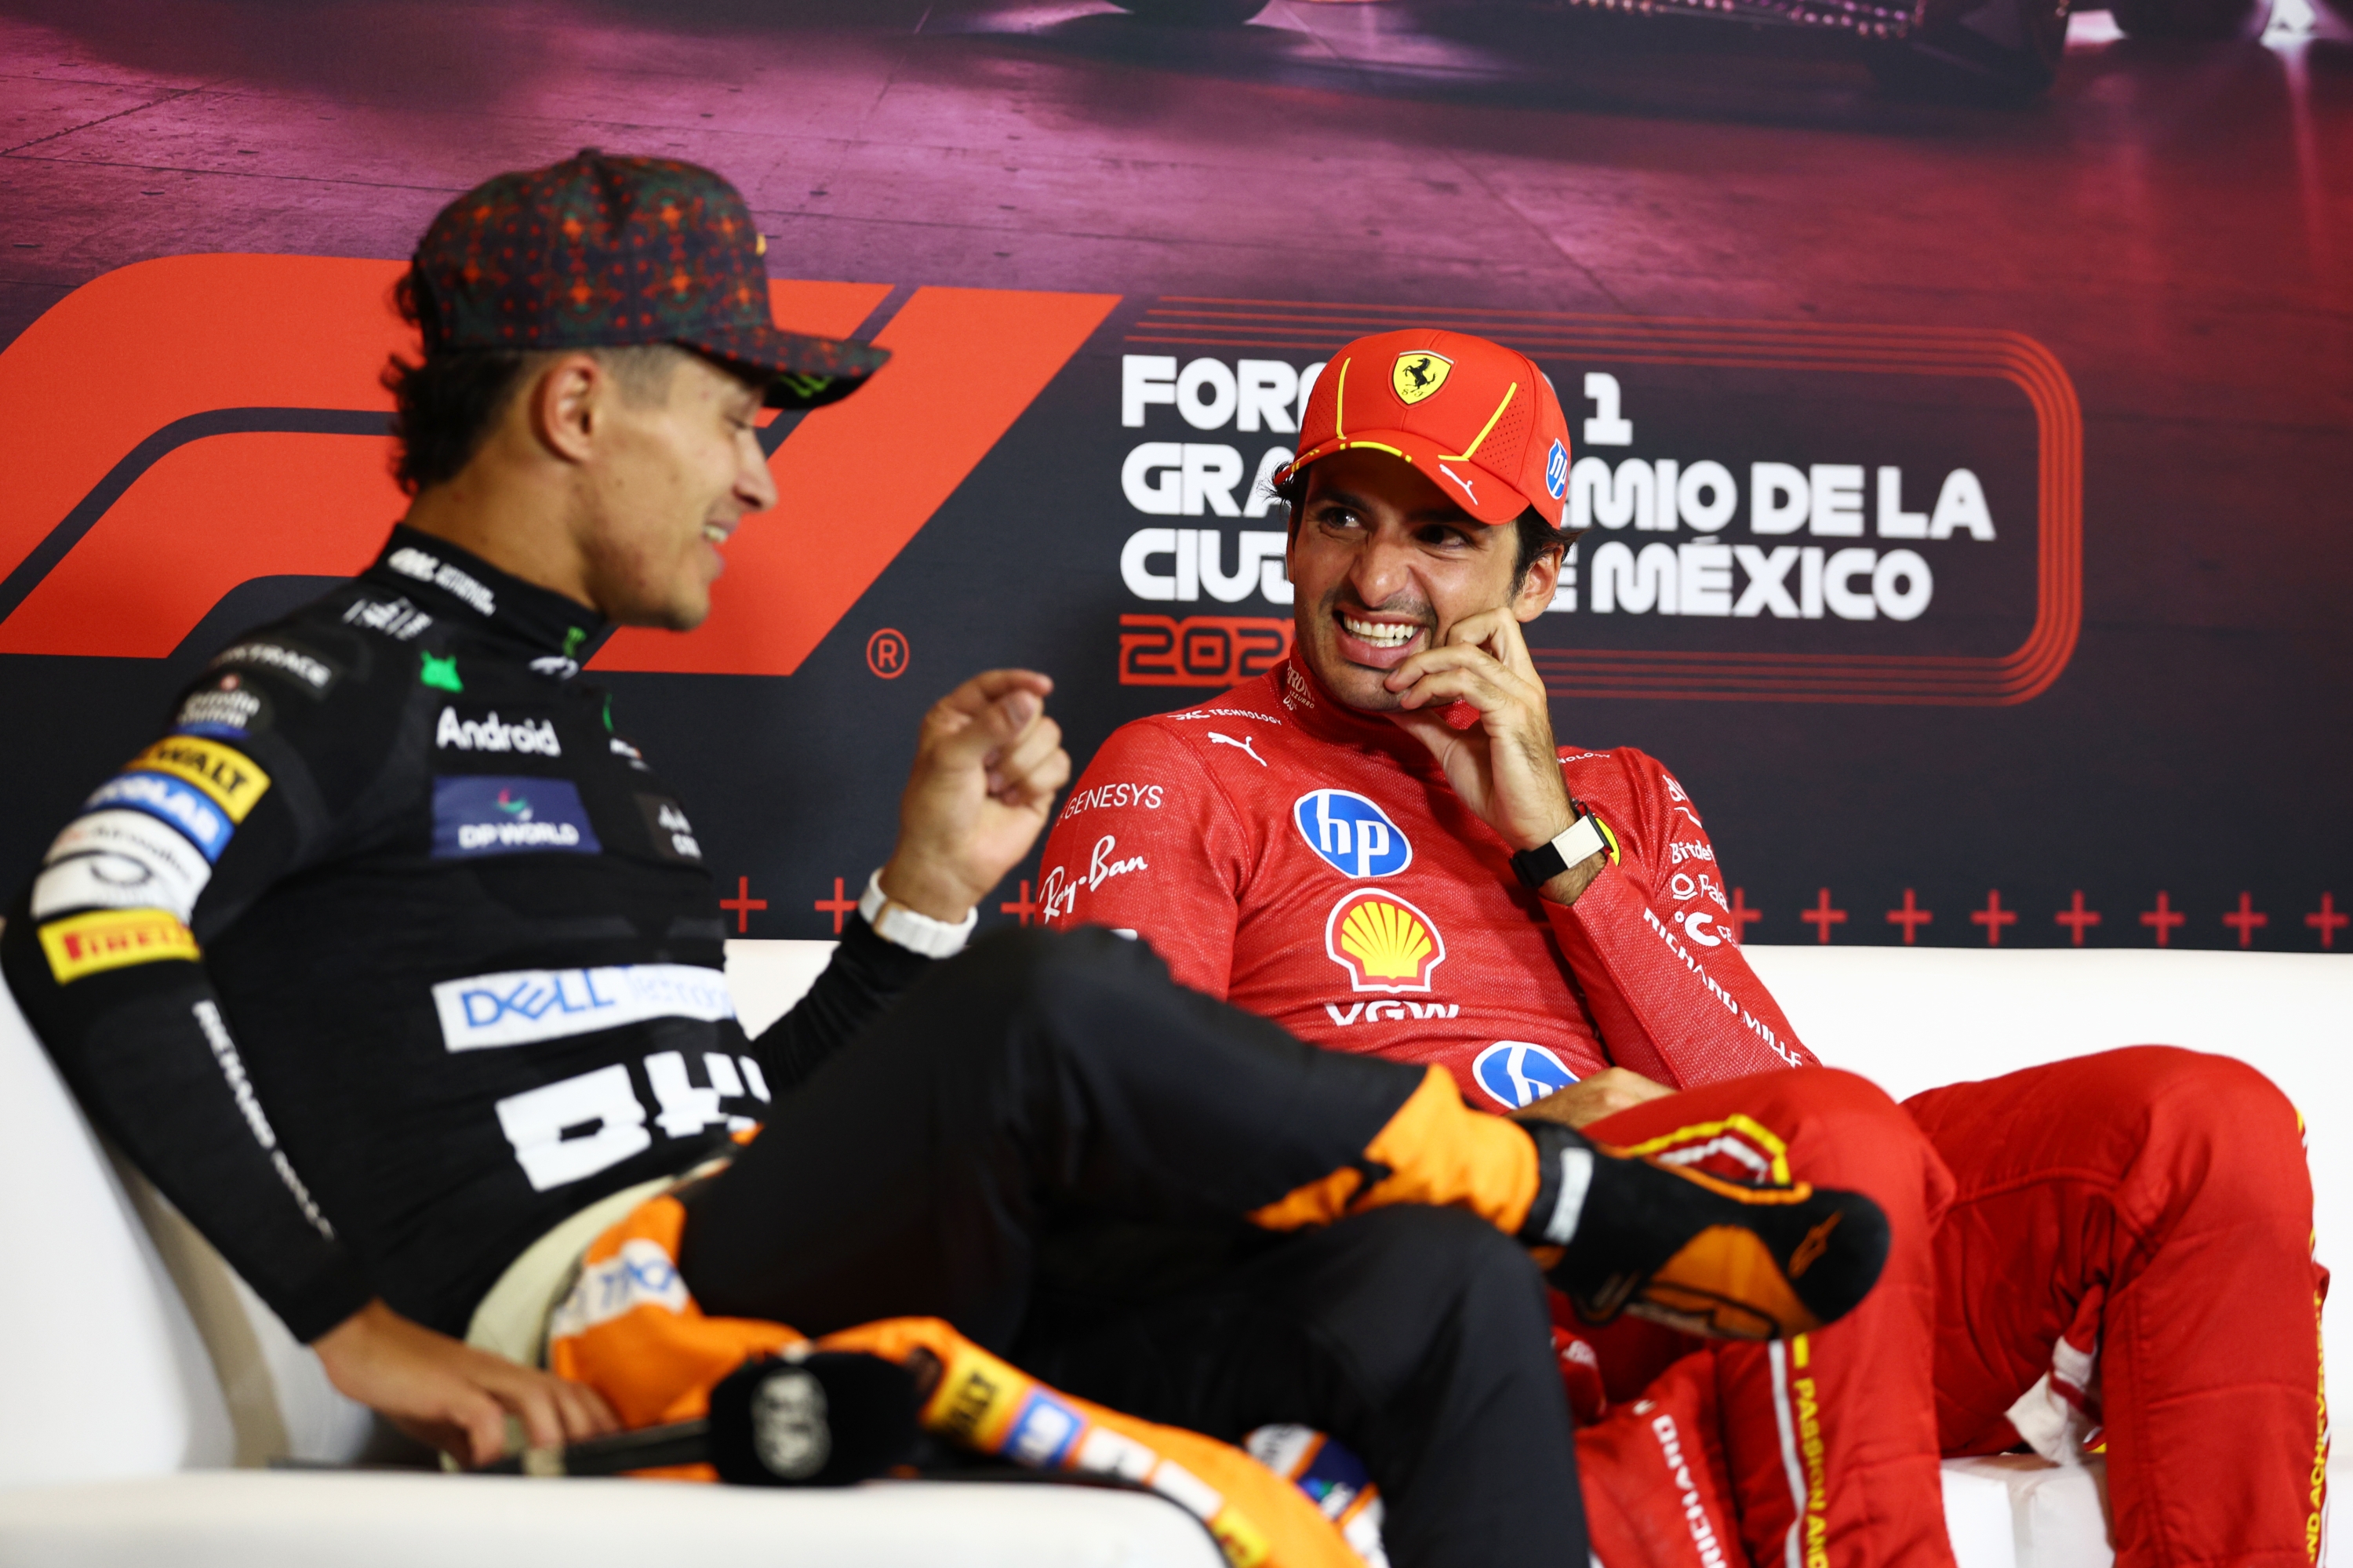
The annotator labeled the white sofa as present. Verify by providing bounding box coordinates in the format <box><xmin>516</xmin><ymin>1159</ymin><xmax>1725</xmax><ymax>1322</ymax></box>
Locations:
<box><xmin>4</xmin><ymin>940</ymin><xmax>2345</xmax><ymax>1567</ymax></box>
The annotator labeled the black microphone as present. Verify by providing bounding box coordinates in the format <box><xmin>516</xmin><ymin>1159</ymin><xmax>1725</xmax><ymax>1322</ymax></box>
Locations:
<box><xmin>708</xmin><ymin>1349</ymin><xmax>922</xmax><ymax>1486</ymax></box>
<box><xmin>479</xmin><ymin>1352</ymin><xmax>922</xmax><ymax>1484</ymax></box>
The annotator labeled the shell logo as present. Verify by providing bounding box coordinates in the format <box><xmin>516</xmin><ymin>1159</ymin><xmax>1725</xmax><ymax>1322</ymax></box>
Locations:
<box><xmin>1325</xmin><ymin>888</ymin><xmax>1447</xmax><ymax>994</ymax></box>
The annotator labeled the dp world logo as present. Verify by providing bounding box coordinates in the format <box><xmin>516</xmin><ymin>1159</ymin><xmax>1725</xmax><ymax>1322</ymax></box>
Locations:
<box><xmin>1294</xmin><ymin>789</ymin><xmax>1413</xmax><ymax>879</ymax></box>
<box><xmin>1471</xmin><ymin>1042</ymin><xmax>1577</xmax><ymax>1110</ymax></box>
<box><xmin>1545</xmin><ymin>438</ymin><xmax>1569</xmax><ymax>501</ymax></box>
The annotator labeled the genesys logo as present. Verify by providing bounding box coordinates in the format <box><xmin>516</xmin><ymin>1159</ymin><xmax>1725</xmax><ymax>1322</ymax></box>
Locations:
<box><xmin>431</xmin><ymin>776</ymin><xmax>602</xmax><ymax>859</ymax></box>
<box><xmin>435</xmin><ymin>706</ymin><xmax>562</xmax><ymax>757</ymax></box>
<box><xmin>1059</xmin><ymin>781</ymin><xmax>1163</xmax><ymax>820</ymax></box>
<box><xmin>1326</xmin><ymin>889</ymin><xmax>1446</xmax><ymax>995</ymax></box>
<box><xmin>1471</xmin><ymin>1041</ymin><xmax>1577</xmax><ymax>1111</ymax></box>
<box><xmin>1294</xmin><ymin>789</ymin><xmax>1412</xmax><ymax>879</ymax></box>
<box><xmin>432</xmin><ymin>962</ymin><xmax>736</xmax><ymax>1051</ymax></box>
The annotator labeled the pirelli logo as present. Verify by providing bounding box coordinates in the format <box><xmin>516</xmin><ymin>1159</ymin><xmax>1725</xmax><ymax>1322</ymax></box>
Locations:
<box><xmin>39</xmin><ymin>908</ymin><xmax>201</xmax><ymax>983</ymax></box>
<box><xmin>127</xmin><ymin>737</ymin><xmax>271</xmax><ymax>822</ymax></box>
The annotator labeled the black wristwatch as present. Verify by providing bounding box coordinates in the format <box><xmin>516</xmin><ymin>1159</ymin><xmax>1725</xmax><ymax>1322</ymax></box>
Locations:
<box><xmin>1510</xmin><ymin>813</ymin><xmax>1610</xmax><ymax>891</ymax></box>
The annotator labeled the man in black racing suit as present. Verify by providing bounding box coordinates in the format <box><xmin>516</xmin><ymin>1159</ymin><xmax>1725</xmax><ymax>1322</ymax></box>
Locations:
<box><xmin>0</xmin><ymin>152</ymin><xmax>1890</xmax><ymax>1568</ymax></box>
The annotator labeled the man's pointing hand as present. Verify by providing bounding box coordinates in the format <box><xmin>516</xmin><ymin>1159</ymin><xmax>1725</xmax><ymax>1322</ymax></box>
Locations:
<box><xmin>880</xmin><ymin>669</ymin><xmax>1071</xmax><ymax>922</ymax></box>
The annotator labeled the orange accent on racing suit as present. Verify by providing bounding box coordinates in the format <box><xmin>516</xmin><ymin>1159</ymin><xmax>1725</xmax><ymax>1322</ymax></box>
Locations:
<box><xmin>549</xmin><ymin>1193</ymin><xmax>1377</xmax><ymax>1568</ymax></box>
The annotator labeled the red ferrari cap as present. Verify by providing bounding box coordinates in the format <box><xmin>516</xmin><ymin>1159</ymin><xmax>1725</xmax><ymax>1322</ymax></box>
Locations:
<box><xmin>1283</xmin><ymin>329</ymin><xmax>1573</xmax><ymax>526</ymax></box>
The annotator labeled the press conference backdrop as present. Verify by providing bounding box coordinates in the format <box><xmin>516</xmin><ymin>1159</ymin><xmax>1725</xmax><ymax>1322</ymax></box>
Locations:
<box><xmin>0</xmin><ymin>2</ymin><xmax>2346</xmax><ymax>956</ymax></box>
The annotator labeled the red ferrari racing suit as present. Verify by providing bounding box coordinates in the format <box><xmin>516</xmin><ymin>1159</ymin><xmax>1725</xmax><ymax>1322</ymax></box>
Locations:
<box><xmin>1039</xmin><ymin>657</ymin><xmax>2326</xmax><ymax>1568</ymax></box>
<box><xmin>1038</xmin><ymin>658</ymin><xmax>1956</xmax><ymax>1568</ymax></box>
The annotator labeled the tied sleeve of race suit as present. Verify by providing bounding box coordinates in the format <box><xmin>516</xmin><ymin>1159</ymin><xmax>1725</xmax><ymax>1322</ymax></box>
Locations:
<box><xmin>0</xmin><ymin>679</ymin><xmax>373</xmax><ymax>1343</ymax></box>
<box><xmin>1033</xmin><ymin>722</ymin><xmax>1250</xmax><ymax>999</ymax></box>
<box><xmin>1540</xmin><ymin>755</ymin><xmax>1815</xmax><ymax>1090</ymax></box>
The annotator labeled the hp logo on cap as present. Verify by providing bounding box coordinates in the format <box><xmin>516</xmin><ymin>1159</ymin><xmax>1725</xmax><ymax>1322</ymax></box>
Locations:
<box><xmin>1545</xmin><ymin>439</ymin><xmax>1570</xmax><ymax>501</ymax></box>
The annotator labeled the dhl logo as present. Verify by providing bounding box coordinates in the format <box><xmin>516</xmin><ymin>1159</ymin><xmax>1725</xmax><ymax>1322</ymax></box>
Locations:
<box><xmin>129</xmin><ymin>736</ymin><xmax>272</xmax><ymax>820</ymax></box>
<box><xmin>38</xmin><ymin>907</ymin><xmax>201</xmax><ymax>984</ymax></box>
<box><xmin>1325</xmin><ymin>888</ymin><xmax>1447</xmax><ymax>995</ymax></box>
<box><xmin>0</xmin><ymin>256</ymin><xmax>1117</xmax><ymax>677</ymax></box>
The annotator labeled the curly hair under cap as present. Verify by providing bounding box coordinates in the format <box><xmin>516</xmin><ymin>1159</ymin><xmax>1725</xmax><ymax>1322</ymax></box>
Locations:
<box><xmin>380</xmin><ymin>267</ymin><xmax>691</xmax><ymax>495</ymax></box>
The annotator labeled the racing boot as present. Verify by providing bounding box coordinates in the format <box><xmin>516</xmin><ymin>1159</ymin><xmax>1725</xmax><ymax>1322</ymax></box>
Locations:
<box><xmin>1519</xmin><ymin>1120</ymin><xmax>1889</xmax><ymax>1341</ymax></box>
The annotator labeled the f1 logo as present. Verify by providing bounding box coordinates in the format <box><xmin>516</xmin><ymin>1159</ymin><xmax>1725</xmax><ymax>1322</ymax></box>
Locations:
<box><xmin>0</xmin><ymin>256</ymin><xmax>1116</xmax><ymax>676</ymax></box>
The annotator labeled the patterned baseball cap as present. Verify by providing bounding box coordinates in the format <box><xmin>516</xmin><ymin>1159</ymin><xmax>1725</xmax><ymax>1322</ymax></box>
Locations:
<box><xmin>409</xmin><ymin>149</ymin><xmax>886</xmax><ymax>410</ymax></box>
<box><xmin>1282</xmin><ymin>329</ymin><xmax>1573</xmax><ymax>527</ymax></box>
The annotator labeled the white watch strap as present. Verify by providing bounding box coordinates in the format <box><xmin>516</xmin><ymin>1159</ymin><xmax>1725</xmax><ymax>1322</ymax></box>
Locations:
<box><xmin>857</xmin><ymin>869</ymin><xmax>977</xmax><ymax>959</ymax></box>
<box><xmin>1551</xmin><ymin>814</ymin><xmax>1607</xmax><ymax>869</ymax></box>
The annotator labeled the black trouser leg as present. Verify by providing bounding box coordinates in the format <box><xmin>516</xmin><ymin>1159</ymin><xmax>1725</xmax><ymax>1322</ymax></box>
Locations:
<box><xmin>678</xmin><ymin>925</ymin><xmax>1429</xmax><ymax>1346</ymax></box>
<box><xmin>1016</xmin><ymin>1207</ymin><xmax>1587</xmax><ymax>1568</ymax></box>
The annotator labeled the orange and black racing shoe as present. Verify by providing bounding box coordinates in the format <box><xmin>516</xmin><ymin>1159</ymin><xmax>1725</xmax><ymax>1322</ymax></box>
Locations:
<box><xmin>1520</xmin><ymin>1122</ymin><xmax>1889</xmax><ymax>1341</ymax></box>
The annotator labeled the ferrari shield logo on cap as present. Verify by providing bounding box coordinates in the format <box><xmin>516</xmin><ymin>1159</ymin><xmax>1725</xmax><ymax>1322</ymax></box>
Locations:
<box><xmin>1391</xmin><ymin>351</ymin><xmax>1453</xmax><ymax>406</ymax></box>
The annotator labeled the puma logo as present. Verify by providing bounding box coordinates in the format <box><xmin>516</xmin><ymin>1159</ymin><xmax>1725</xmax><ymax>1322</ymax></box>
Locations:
<box><xmin>1438</xmin><ymin>463</ymin><xmax>1478</xmax><ymax>504</ymax></box>
<box><xmin>1207</xmin><ymin>732</ymin><xmax>1266</xmax><ymax>766</ymax></box>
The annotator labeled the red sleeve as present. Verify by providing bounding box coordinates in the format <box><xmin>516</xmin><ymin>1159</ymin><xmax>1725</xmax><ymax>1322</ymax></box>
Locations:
<box><xmin>1542</xmin><ymin>754</ymin><xmax>1816</xmax><ymax>1089</ymax></box>
<box><xmin>1035</xmin><ymin>722</ymin><xmax>1249</xmax><ymax>1000</ymax></box>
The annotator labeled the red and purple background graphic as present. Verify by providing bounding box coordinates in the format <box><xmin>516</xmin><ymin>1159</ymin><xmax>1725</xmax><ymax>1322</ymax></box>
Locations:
<box><xmin>0</xmin><ymin>0</ymin><xmax>2345</xmax><ymax>949</ymax></box>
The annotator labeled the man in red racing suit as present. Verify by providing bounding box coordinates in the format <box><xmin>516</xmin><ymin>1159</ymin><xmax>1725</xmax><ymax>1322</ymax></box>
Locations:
<box><xmin>1041</xmin><ymin>327</ymin><xmax>2326</xmax><ymax>1568</ymax></box>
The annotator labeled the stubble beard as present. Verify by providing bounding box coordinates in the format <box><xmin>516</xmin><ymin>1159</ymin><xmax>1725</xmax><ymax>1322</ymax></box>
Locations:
<box><xmin>580</xmin><ymin>518</ymin><xmax>709</xmax><ymax>632</ymax></box>
<box><xmin>1301</xmin><ymin>583</ymin><xmax>1432</xmax><ymax>713</ymax></box>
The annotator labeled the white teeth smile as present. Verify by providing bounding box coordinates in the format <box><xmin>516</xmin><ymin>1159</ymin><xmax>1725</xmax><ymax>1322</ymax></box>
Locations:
<box><xmin>701</xmin><ymin>524</ymin><xmax>729</xmax><ymax>544</ymax></box>
<box><xmin>1340</xmin><ymin>614</ymin><xmax>1420</xmax><ymax>649</ymax></box>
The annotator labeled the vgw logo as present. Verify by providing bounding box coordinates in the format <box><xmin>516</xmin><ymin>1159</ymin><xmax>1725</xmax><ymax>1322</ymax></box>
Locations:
<box><xmin>1294</xmin><ymin>789</ymin><xmax>1413</xmax><ymax>879</ymax></box>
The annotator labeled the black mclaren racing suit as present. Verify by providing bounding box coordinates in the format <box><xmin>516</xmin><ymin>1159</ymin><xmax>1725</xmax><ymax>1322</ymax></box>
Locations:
<box><xmin>1</xmin><ymin>526</ymin><xmax>930</xmax><ymax>1341</ymax></box>
<box><xmin>3</xmin><ymin>527</ymin><xmax>1583</xmax><ymax>1568</ymax></box>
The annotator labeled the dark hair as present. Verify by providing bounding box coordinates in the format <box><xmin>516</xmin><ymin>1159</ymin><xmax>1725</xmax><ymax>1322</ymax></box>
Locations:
<box><xmin>1509</xmin><ymin>508</ymin><xmax>1579</xmax><ymax>589</ymax></box>
<box><xmin>1273</xmin><ymin>462</ymin><xmax>1580</xmax><ymax>591</ymax></box>
<box><xmin>382</xmin><ymin>267</ymin><xmax>690</xmax><ymax>495</ymax></box>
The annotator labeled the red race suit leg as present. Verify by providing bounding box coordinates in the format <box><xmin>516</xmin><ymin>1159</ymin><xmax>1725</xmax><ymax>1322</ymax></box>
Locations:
<box><xmin>1906</xmin><ymin>1046</ymin><xmax>2329</xmax><ymax>1568</ymax></box>
<box><xmin>1584</xmin><ymin>1067</ymin><xmax>1959</xmax><ymax>1568</ymax></box>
